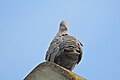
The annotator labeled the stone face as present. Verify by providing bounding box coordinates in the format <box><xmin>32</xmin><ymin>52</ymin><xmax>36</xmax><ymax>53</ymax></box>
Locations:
<box><xmin>24</xmin><ymin>62</ymin><xmax>86</xmax><ymax>80</ymax></box>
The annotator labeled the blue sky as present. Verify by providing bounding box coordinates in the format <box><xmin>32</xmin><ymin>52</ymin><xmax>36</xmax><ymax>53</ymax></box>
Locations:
<box><xmin>0</xmin><ymin>0</ymin><xmax>120</xmax><ymax>80</ymax></box>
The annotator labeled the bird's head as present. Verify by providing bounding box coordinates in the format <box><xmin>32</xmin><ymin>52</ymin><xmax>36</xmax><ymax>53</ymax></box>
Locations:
<box><xmin>59</xmin><ymin>20</ymin><xmax>68</xmax><ymax>32</ymax></box>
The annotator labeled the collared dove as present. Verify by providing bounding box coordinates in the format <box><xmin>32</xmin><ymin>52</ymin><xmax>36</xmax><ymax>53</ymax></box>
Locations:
<box><xmin>45</xmin><ymin>20</ymin><xmax>83</xmax><ymax>71</ymax></box>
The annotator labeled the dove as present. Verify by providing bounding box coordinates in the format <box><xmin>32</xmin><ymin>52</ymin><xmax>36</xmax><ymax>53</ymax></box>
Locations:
<box><xmin>45</xmin><ymin>20</ymin><xmax>83</xmax><ymax>71</ymax></box>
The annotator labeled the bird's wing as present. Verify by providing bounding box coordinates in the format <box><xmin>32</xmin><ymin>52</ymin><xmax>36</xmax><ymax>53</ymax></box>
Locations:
<box><xmin>56</xmin><ymin>34</ymin><xmax>83</xmax><ymax>66</ymax></box>
<box><xmin>64</xmin><ymin>35</ymin><xmax>83</xmax><ymax>64</ymax></box>
<box><xmin>45</xmin><ymin>35</ymin><xmax>63</xmax><ymax>62</ymax></box>
<box><xmin>76</xmin><ymin>40</ymin><xmax>83</xmax><ymax>64</ymax></box>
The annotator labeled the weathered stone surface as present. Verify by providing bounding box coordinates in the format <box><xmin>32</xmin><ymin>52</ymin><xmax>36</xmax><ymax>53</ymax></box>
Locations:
<box><xmin>24</xmin><ymin>62</ymin><xmax>86</xmax><ymax>80</ymax></box>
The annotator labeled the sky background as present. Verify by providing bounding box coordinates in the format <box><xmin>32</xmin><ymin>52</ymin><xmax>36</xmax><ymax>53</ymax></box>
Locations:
<box><xmin>0</xmin><ymin>0</ymin><xmax>120</xmax><ymax>80</ymax></box>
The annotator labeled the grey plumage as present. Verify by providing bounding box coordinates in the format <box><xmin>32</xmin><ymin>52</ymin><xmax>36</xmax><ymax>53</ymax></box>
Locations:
<box><xmin>45</xmin><ymin>20</ymin><xmax>83</xmax><ymax>71</ymax></box>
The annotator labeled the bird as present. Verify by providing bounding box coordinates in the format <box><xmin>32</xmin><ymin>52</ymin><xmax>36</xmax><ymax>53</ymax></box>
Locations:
<box><xmin>45</xmin><ymin>20</ymin><xmax>83</xmax><ymax>71</ymax></box>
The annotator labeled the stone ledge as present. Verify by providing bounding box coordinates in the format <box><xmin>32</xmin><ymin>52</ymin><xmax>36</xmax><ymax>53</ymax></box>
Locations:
<box><xmin>24</xmin><ymin>62</ymin><xmax>86</xmax><ymax>80</ymax></box>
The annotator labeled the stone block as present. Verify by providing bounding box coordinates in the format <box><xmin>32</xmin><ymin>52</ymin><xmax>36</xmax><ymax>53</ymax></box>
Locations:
<box><xmin>24</xmin><ymin>62</ymin><xmax>86</xmax><ymax>80</ymax></box>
